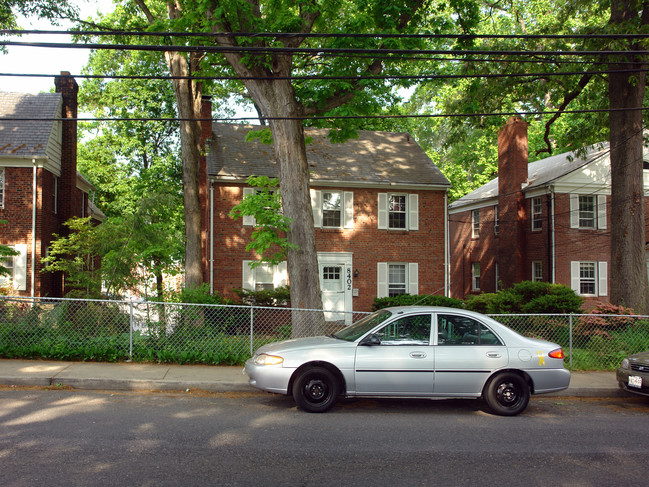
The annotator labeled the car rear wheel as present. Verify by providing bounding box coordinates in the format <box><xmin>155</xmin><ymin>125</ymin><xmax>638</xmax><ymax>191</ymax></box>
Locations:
<box><xmin>292</xmin><ymin>366</ymin><xmax>339</xmax><ymax>413</ymax></box>
<box><xmin>484</xmin><ymin>372</ymin><xmax>530</xmax><ymax>416</ymax></box>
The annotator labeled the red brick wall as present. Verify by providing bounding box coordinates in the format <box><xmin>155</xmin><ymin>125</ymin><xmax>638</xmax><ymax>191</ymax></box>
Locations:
<box><xmin>208</xmin><ymin>183</ymin><xmax>448</xmax><ymax>312</ymax></box>
<box><xmin>0</xmin><ymin>166</ymin><xmax>70</xmax><ymax>297</ymax></box>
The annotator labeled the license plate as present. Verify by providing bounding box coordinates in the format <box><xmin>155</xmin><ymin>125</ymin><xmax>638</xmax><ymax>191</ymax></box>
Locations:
<box><xmin>629</xmin><ymin>375</ymin><xmax>642</xmax><ymax>388</ymax></box>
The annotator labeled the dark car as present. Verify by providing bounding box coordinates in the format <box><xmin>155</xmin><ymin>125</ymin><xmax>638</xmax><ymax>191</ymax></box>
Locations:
<box><xmin>617</xmin><ymin>351</ymin><xmax>649</xmax><ymax>397</ymax></box>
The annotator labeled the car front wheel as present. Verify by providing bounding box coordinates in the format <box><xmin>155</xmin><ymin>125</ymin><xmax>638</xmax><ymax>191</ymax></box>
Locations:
<box><xmin>292</xmin><ymin>366</ymin><xmax>339</xmax><ymax>413</ymax></box>
<box><xmin>484</xmin><ymin>372</ymin><xmax>530</xmax><ymax>416</ymax></box>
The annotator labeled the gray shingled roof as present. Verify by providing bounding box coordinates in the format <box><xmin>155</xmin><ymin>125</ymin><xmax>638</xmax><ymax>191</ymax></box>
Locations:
<box><xmin>206</xmin><ymin>124</ymin><xmax>450</xmax><ymax>188</ymax></box>
<box><xmin>449</xmin><ymin>143</ymin><xmax>611</xmax><ymax>210</ymax></box>
<box><xmin>0</xmin><ymin>92</ymin><xmax>61</xmax><ymax>159</ymax></box>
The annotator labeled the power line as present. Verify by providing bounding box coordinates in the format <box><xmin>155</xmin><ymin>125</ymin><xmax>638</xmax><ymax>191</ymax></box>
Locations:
<box><xmin>0</xmin><ymin>67</ymin><xmax>645</xmax><ymax>83</ymax></box>
<box><xmin>2</xmin><ymin>39</ymin><xmax>646</xmax><ymax>57</ymax></box>
<box><xmin>3</xmin><ymin>29</ymin><xmax>649</xmax><ymax>41</ymax></box>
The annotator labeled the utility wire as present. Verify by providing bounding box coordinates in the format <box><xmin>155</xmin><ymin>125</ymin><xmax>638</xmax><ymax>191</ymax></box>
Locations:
<box><xmin>3</xmin><ymin>29</ymin><xmax>649</xmax><ymax>41</ymax></box>
<box><xmin>2</xmin><ymin>40</ymin><xmax>645</xmax><ymax>57</ymax></box>
<box><xmin>0</xmin><ymin>67</ymin><xmax>644</xmax><ymax>82</ymax></box>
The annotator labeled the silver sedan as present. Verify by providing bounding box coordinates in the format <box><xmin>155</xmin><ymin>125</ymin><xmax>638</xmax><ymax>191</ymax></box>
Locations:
<box><xmin>244</xmin><ymin>306</ymin><xmax>570</xmax><ymax>415</ymax></box>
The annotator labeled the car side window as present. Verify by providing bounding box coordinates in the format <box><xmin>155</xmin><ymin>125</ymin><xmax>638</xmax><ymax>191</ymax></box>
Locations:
<box><xmin>375</xmin><ymin>314</ymin><xmax>432</xmax><ymax>346</ymax></box>
<box><xmin>437</xmin><ymin>314</ymin><xmax>503</xmax><ymax>346</ymax></box>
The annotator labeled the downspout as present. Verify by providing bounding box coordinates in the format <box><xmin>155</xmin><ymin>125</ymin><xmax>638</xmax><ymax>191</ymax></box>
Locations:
<box><xmin>31</xmin><ymin>159</ymin><xmax>37</xmax><ymax>298</ymax></box>
<box><xmin>444</xmin><ymin>191</ymin><xmax>449</xmax><ymax>297</ymax></box>
<box><xmin>548</xmin><ymin>186</ymin><xmax>556</xmax><ymax>283</ymax></box>
<box><xmin>209</xmin><ymin>181</ymin><xmax>214</xmax><ymax>294</ymax></box>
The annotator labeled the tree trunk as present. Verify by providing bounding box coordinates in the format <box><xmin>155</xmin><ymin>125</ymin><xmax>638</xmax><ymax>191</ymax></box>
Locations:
<box><xmin>266</xmin><ymin>83</ymin><xmax>323</xmax><ymax>337</ymax></box>
<box><xmin>608</xmin><ymin>0</ymin><xmax>649</xmax><ymax>313</ymax></box>
<box><xmin>164</xmin><ymin>50</ymin><xmax>204</xmax><ymax>289</ymax></box>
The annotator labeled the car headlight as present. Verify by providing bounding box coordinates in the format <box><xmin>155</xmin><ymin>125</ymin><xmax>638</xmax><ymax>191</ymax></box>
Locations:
<box><xmin>253</xmin><ymin>353</ymin><xmax>284</xmax><ymax>366</ymax></box>
<box><xmin>621</xmin><ymin>358</ymin><xmax>630</xmax><ymax>370</ymax></box>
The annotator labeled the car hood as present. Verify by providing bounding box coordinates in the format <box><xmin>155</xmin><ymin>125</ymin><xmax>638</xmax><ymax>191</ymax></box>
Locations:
<box><xmin>628</xmin><ymin>350</ymin><xmax>649</xmax><ymax>364</ymax></box>
<box><xmin>256</xmin><ymin>335</ymin><xmax>344</xmax><ymax>355</ymax></box>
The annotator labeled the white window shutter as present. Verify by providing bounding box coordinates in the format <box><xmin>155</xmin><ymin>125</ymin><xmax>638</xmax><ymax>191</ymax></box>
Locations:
<box><xmin>13</xmin><ymin>244</ymin><xmax>27</xmax><ymax>291</ymax></box>
<box><xmin>408</xmin><ymin>262</ymin><xmax>419</xmax><ymax>295</ymax></box>
<box><xmin>377</xmin><ymin>193</ymin><xmax>388</xmax><ymax>229</ymax></box>
<box><xmin>242</xmin><ymin>188</ymin><xmax>255</xmax><ymax>227</ymax></box>
<box><xmin>377</xmin><ymin>262</ymin><xmax>388</xmax><ymax>298</ymax></box>
<box><xmin>569</xmin><ymin>194</ymin><xmax>579</xmax><ymax>228</ymax></box>
<box><xmin>597</xmin><ymin>195</ymin><xmax>607</xmax><ymax>230</ymax></box>
<box><xmin>598</xmin><ymin>261</ymin><xmax>608</xmax><ymax>296</ymax></box>
<box><xmin>344</xmin><ymin>191</ymin><xmax>354</xmax><ymax>229</ymax></box>
<box><xmin>311</xmin><ymin>189</ymin><xmax>322</xmax><ymax>228</ymax></box>
<box><xmin>242</xmin><ymin>260</ymin><xmax>255</xmax><ymax>290</ymax></box>
<box><xmin>570</xmin><ymin>261</ymin><xmax>580</xmax><ymax>293</ymax></box>
<box><xmin>274</xmin><ymin>261</ymin><xmax>288</xmax><ymax>287</ymax></box>
<box><xmin>408</xmin><ymin>194</ymin><xmax>419</xmax><ymax>231</ymax></box>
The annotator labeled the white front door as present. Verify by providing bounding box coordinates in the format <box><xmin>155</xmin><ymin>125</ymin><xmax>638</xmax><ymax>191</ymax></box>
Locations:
<box><xmin>318</xmin><ymin>252</ymin><xmax>353</xmax><ymax>324</ymax></box>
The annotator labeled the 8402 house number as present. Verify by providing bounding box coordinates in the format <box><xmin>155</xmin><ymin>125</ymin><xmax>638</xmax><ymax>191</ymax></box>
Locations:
<box><xmin>346</xmin><ymin>267</ymin><xmax>352</xmax><ymax>291</ymax></box>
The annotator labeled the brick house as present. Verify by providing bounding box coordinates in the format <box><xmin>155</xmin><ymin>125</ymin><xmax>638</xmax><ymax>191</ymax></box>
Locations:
<box><xmin>0</xmin><ymin>73</ymin><xmax>102</xmax><ymax>297</ymax></box>
<box><xmin>448</xmin><ymin>116</ymin><xmax>649</xmax><ymax>307</ymax></box>
<box><xmin>199</xmin><ymin>100</ymin><xmax>451</xmax><ymax>316</ymax></box>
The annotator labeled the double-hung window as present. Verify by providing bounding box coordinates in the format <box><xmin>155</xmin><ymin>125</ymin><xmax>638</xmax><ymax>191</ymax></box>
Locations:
<box><xmin>472</xmin><ymin>262</ymin><xmax>481</xmax><ymax>291</ymax></box>
<box><xmin>532</xmin><ymin>261</ymin><xmax>543</xmax><ymax>282</ymax></box>
<box><xmin>570</xmin><ymin>261</ymin><xmax>607</xmax><ymax>296</ymax></box>
<box><xmin>0</xmin><ymin>168</ymin><xmax>5</xmax><ymax>208</ymax></box>
<box><xmin>388</xmin><ymin>264</ymin><xmax>407</xmax><ymax>296</ymax></box>
<box><xmin>322</xmin><ymin>191</ymin><xmax>342</xmax><ymax>228</ymax></box>
<box><xmin>531</xmin><ymin>197</ymin><xmax>542</xmax><ymax>230</ymax></box>
<box><xmin>570</xmin><ymin>194</ymin><xmax>606</xmax><ymax>230</ymax></box>
<box><xmin>578</xmin><ymin>195</ymin><xmax>596</xmax><ymax>228</ymax></box>
<box><xmin>0</xmin><ymin>254</ymin><xmax>14</xmax><ymax>287</ymax></box>
<box><xmin>377</xmin><ymin>193</ymin><xmax>419</xmax><ymax>231</ymax></box>
<box><xmin>242</xmin><ymin>260</ymin><xmax>288</xmax><ymax>292</ymax></box>
<box><xmin>389</xmin><ymin>195</ymin><xmax>407</xmax><ymax>229</ymax></box>
<box><xmin>472</xmin><ymin>209</ymin><xmax>480</xmax><ymax>238</ymax></box>
<box><xmin>377</xmin><ymin>262</ymin><xmax>419</xmax><ymax>298</ymax></box>
<box><xmin>0</xmin><ymin>244</ymin><xmax>27</xmax><ymax>291</ymax></box>
<box><xmin>311</xmin><ymin>190</ymin><xmax>353</xmax><ymax>229</ymax></box>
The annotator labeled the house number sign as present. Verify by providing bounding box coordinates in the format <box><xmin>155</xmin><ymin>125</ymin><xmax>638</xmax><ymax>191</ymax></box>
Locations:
<box><xmin>346</xmin><ymin>267</ymin><xmax>352</xmax><ymax>291</ymax></box>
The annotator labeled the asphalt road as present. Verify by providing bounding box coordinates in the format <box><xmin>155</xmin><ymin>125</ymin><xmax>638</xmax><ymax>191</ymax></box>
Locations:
<box><xmin>1</xmin><ymin>387</ymin><xmax>648</xmax><ymax>487</ymax></box>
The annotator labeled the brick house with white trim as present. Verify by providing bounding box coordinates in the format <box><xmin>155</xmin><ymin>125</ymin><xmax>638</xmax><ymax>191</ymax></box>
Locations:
<box><xmin>0</xmin><ymin>72</ymin><xmax>102</xmax><ymax>297</ymax></box>
<box><xmin>198</xmin><ymin>99</ymin><xmax>451</xmax><ymax>316</ymax></box>
<box><xmin>448</xmin><ymin>116</ymin><xmax>649</xmax><ymax>308</ymax></box>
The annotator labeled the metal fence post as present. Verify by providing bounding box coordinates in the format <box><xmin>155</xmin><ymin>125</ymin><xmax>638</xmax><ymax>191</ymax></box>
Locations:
<box><xmin>250</xmin><ymin>306</ymin><xmax>254</xmax><ymax>356</ymax></box>
<box><xmin>128</xmin><ymin>301</ymin><xmax>134</xmax><ymax>361</ymax></box>
<box><xmin>569</xmin><ymin>314</ymin><xmax>573</xmax><ymax>367</ymax></box>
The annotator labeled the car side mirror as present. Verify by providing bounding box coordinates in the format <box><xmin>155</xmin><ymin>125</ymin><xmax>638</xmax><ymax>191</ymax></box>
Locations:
<box><xmin>360</xmin><ymin>334</ymin><xmax>381</xmax><ymax>346</ymax></box>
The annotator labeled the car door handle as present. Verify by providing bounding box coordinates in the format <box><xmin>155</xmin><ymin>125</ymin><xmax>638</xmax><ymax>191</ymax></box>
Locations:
<box><xmin>486</xmin><ymin>352</ymin><xmax>502</xmax><ymax>358</ymax></box>
<box><xmin>410</xmin><ymin>352</ymin><xmax>427</xmax><ymax>359</ymax></box>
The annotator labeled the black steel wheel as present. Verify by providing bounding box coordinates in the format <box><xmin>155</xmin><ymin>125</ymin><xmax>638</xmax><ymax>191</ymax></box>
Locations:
<box><xmin>484</xmin><ymin>372</ymin><xmax>530</xmax><ymax>416</ymax></box>
<box><xmin>292</xmin><ymin>366</ymin><xmax>339</xmax><ymax>413</ymax></box>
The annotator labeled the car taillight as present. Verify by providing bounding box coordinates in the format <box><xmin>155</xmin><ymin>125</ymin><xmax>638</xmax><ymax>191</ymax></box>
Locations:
<box><xmin>548</xmin><ymin>348</ymin><xmax>564</xmax><ymax>359</ymax></box>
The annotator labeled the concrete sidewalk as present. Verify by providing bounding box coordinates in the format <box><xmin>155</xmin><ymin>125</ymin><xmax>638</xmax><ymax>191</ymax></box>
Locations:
<box><xmin>0</xmin><ymin>359</ymin><xmax>624</xmax><ymax>397</ymax></box>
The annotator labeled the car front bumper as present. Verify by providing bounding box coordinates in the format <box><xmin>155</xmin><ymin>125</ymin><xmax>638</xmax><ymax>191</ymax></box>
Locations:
<box><xmin>616</xmin><ymin>368</ymin><xmax>649</xmax><ymax>397</ymax></box>
<box><xmin>244</xmin><ymin>359</ymin><xmax>295</xmax><ymax>395</ymax></box>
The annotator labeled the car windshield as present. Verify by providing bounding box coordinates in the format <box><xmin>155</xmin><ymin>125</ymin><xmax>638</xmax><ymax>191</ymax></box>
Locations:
<box><xmin>333</xmin><ymin>310</ymin><xmax>393</xmax><ymax>342</ymax></box>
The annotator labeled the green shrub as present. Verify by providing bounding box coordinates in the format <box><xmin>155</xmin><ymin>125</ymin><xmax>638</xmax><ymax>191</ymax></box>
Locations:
<box><xmin>467</xmin><ymin>281</ymin><xmax>583</xmax><ymax>314</ymax></box>
<box><xmin>372</xmin><ymin>294</ymin><xmax>464</xmax><ymax>311</ymax></box>
<box><xmin>233</xmin><ymin>285</ymin><xmax>290</xmax><ymax>307</ymax></box>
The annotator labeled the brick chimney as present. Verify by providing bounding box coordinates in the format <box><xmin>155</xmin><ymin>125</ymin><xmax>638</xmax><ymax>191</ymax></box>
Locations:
<box><xmin>54</xmin><ymin>71</ymin><xmax>78</xmax><ymax>224</ymax></box>
<box><xmin>497</xmin><ymin>117</ymin><xmax>528</xmax><ymax>287</ymax></box>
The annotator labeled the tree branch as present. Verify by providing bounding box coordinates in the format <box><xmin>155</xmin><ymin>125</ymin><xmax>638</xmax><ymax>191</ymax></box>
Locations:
<box><xmin>535</xmin><ymin>72</ymin><xmax>592</xmax><ymax>156</ymax></box>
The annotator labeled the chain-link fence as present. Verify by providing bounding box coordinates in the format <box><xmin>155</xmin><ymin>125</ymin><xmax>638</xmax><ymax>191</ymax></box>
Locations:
<box><xmin>1</xmin><ymin>295</ymin><xmax>648</xmax><ymax>369</ymax></box>
<box><xmin>0</xmin><ymin>296</ymin><xmax>369</xmax><ymax>365</ymax></box>
<box><xmin>488</xmin><ymin>313</ymin><xmax>649</xmax><ymax>370</ymax></box>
